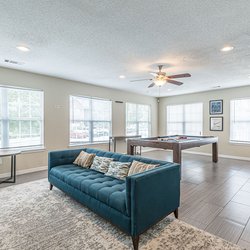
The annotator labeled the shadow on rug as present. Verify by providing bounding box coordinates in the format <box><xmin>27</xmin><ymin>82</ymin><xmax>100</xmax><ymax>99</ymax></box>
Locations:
<box><xmin>0</xmin><ymin>179</ymin><xmax>243</xmax><ymax>250</ymax></box>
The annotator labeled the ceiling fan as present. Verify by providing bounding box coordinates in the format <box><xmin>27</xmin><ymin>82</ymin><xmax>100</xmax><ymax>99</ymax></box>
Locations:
<box><xmin>130</xmin><ymin>65</ymin><xmax>191</xmax><ymax>88</ymax></box>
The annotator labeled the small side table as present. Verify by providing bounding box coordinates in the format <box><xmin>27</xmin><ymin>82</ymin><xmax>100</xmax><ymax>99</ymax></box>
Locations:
<box><xmin>0</xmin><ymin>150</ymin><xmax>21</xmax><ymax>184</ymax></box>
<box><xmin>108</xmin><ymin>135</ymin><xmax>141</xmax><ymax>152</ymax></box>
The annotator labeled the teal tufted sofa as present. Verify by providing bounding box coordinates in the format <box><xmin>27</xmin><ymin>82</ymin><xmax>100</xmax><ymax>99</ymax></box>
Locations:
<box><xmin>48</xmin><ymin>148</ymin><xmax>180</xmax><ymax>250</ymax></box>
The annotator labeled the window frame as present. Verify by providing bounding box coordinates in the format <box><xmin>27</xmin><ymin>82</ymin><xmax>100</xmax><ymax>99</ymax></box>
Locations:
<box><xmin>69</xmin><ymin>95</ymin><xmax>112</xmax><ymax>145</ymax></box>
<box><xmin>166</xmin><ymin>102</ymin><xmax>203</xmax><ymax>136</ymax></box>
<box><xmin>230</xmin><ymin>97</ymin><xmax>250</xmax><ymax>144</ymax></box>
<box><xmin>0</xmin><ymin>85</ymin><xmax>44</xmax><ymax>151</ymax></box>
<box><xmin>125</xmin><ymin>102</ymin><xmax>151</xmax><ymax>137</ymax></box>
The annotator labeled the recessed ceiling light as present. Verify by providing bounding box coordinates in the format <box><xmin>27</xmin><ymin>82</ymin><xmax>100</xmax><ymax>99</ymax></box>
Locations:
<box><xmin>119</xmin><ymin>75</ymin><xmax>125</xmax><ymax>79</ymax></box>
<box><xmin>220</xmin><ymin>46</ymin><xmax>234</xmax><ymax>52</ymax></box>
<box><xmin>167</xmin><ymin>89</ymin><xmax>171</xmax><ymax>91</ymax></box>
<box><xmin>16</xmin><ymin>45</ymin><xmax>30</xmax><ymax>52</ymax></box>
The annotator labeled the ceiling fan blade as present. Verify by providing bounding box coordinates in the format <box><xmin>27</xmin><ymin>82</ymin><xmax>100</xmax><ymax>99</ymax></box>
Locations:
<box><xmin>167</xmin><ymin>79</ymin><xmax>183</xmax><ymax>86</ymax></box>
<box><xmin>150</xmin><ymin>72</ymin><xmax>158</xmax><ymax>76</ymax></box>
<box><xmin>148</xmin><ymin>82</ymin><xmax>155</xmax><ymax>88</ymax></box>
<box><xmin>130</xmin><ymin>78</ymin><xmax>152</xmax><ymax>82</ymax></box>
<box><xmin>168</xmin><ymin>73</ymin><xmax>191</xmax><ymax>79</ymax></box>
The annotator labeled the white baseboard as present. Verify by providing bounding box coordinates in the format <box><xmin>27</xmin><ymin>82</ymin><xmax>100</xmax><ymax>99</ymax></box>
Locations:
<box><xmin>1</xmin><ymin>149</ymin><xmax>249</xmax><ymax>179</ymax></box>
<box><xmin>182</xmin><ymin>150</ymin><xmax>250</xmax><ymax>162</ymax></box>
<box><xmin>141</xmin><ymin>148</ymin><xmax>250</xmax><ymax>162</ymax></box>
<box><xmin>0</xmin><ymin>166</ymin><xmax>47</xmax><ymax>179</ymax></box>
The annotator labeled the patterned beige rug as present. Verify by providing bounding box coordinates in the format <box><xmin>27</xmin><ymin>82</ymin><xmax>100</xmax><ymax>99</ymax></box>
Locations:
<box><xmin>0</xmin><ymin>179</ymin><xmax>243</xmax><ymax>250</ymax></box>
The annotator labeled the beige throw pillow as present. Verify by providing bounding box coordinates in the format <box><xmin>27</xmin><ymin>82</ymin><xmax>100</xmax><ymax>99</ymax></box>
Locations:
<box><xmin>105</xmin><ymin>161</ymin><xmax>131</xmax><ymax>180</ymax></box>
<box><xmin>90</xmin><ymin>156</ymin><xmax>113</xmax><ymax>174</ymax></box>
<box><xmin>128</xmin><ymin>160</ymin><xmax>158</xmax><ymax>176</ymax></box>
<box><xmin>73</xmin><ymin>151</ymin><xmax>95</xmax><ymax>168</ymax></box>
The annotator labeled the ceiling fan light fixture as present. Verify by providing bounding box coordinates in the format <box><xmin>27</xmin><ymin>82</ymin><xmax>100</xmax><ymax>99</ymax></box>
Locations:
<box><xmin>154</xmin><ymin>75</ymin><xmax>166</xmax><ymax>86</ymax></box>
<box><xmin>154</xmin><ymin>79</ymin><xmax>166</xmax><ymax>86</ymax></box>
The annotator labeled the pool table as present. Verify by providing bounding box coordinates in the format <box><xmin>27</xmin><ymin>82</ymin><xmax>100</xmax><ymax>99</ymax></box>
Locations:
<box><xmin>127</xmin><ymin>135</ymin><xmax>218</xmax><ymax>164</ymax></box>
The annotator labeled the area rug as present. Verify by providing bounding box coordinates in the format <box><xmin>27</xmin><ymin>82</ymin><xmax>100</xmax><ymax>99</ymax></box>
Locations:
<box><xmin>0</xmin><ymin>179</ymin><xmax>243</xmax><ymax>250</ymax></box>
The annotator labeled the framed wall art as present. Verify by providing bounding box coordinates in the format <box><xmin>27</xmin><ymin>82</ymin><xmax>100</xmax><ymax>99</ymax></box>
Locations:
<box><xmin>210</xmin><ymin>117</ymin><xmax>223</xmax><ymax>131</ymax></box>
<box><xmin>209</xmin><ymin>100</ymin><xmax>223</xmax><ymax>115</ymax></box>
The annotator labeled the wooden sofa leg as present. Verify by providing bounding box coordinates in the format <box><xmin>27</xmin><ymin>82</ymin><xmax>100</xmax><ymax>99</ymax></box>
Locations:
<box><xmin>132</xmin><ymin>235</ymin><xmax>139</xmax><ymax>250</ymax></box>
<box><xmin>174</xmin><ymin>208</ymin><xmax>178</xmax><ymax>219</ymax></box>
<box><xmin>49</xmin><ymin>183</ymin><xmax>53</xmax><ymax>190</ymax></box>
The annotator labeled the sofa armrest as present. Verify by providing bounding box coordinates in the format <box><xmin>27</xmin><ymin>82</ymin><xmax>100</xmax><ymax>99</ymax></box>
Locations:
<box><xmin>48</xmin><ymin>149</ymin><xmax>83</xmax><ymax>171</ymax></box>
<box><xmin>126</xmin><ymin>164</ymin><xmax>180</xmax><ymax>236</ymax></box>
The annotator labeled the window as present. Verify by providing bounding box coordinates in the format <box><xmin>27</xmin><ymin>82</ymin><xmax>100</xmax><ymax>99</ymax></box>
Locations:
<box><xmin>166</xmin><ymin>103</ymin><xmax>203</xmax><ymax>135</ymax></box>
<box><xmin>70</xmin><ymin>96</ymin><xmax>112</xmax><ymax>144</ymax></box>
<box><xmin>0</xmin><ymin>86</ymin><xmax>44</xmax><ymax>149</ymax></box>
<box><xmin>126</xmin><ymin>103</ymin><xmax>151</xmax><ymax>137</ymax></box>
<box><xmin>230</xmin><ymin>98</ymin><xmax>250</xmax><ymax>143</ymax></box>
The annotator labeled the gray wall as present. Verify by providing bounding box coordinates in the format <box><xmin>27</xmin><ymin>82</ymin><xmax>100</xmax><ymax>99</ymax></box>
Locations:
<box><xmin>158</xmin><ymin>86</ymin><xmax>250</xmax><ymax>159</ymax></box>
<box><xmin>0</xmin><ymin>67</ymin><xmax>158</xmax><ymax>174</ymax></box>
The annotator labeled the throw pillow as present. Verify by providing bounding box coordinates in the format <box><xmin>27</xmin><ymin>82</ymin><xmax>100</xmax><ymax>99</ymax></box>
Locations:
<box><xmin>128</xmin><ymin>160</ymin><xmax>159</xmax><ymax>176</ymax></box>
<box><xmin>90</xmin><ymin>156</ymin><xmax>114</xmax><ymax>174</ymax></box>
<box><xmin>105</xmin><ymin>161</ymin><xmax>131</xmax><ymax>180</ymax></box>
<box><xmin>73</xmin><ymin>151</ymin><xmax>95</xmax><ymax>168</ymax></box>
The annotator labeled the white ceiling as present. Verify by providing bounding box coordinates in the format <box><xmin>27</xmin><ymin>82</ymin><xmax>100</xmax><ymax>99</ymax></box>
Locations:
<box><xmin>1</xmin><ymin>0</ymin><xmax>250</xmax><ymax>97</ymax></box>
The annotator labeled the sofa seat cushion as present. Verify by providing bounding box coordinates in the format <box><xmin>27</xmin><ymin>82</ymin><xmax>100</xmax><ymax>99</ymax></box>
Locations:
<box><xmin>50</xmin><ymin>164</ymin><xmax>127</xmax><ymax>214</ymax></box>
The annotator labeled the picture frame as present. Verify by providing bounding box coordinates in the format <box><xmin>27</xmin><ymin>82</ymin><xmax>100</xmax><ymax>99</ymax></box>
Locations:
<box><xmin>210</xmin><ymin>117</ymin><xmax>223</xmax><ymax>131</ymax></box>
<box><xmin>209</xmin><ymin>100</ymin><xmax>223</xmax><ymax>115</ymax></box>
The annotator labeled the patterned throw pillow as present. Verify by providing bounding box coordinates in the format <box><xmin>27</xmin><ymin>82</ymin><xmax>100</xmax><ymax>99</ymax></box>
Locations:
<box><xmin>73</xmin><ymin>151</ymin><xmax>95</xmax><ymax>168</ymax></box>
<box><xmin>90</xmin><ymin>156</ymin><xmax>114</xmax><ymax>174</ymax></box>
<box><xmin>128</xmin><ymin>160</ymin><xmax>159</xmax><ymax>176</ymax></box>
<box><xmin>105</xmin><ymin>161</ymin><xmax>131</xmax><ymax>180</ymax></box>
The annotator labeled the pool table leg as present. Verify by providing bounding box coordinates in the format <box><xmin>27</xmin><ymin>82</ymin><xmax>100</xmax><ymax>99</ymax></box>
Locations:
<box><xmin>127</xmin><ymin>143</ymin><xmax>135</xmax><ymax>155</ymax></box>
<box><xmin>212</xmin><ymin>142</ymin><xmax>218</xmax><ymax>162</ymax></box>
<box><xmin>173</xmin><ymin>145</ymin><xmax>181</xmax><ymax>165</ymax></box>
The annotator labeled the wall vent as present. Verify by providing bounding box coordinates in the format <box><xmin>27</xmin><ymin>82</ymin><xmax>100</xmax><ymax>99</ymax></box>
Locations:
<box><xmin>4</xmin><ymin>59</ymin><xmax>24</xmax><ymax>65</ymax></box>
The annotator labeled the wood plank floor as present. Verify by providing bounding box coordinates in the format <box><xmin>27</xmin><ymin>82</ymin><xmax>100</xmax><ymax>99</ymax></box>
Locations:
<box><xmin>143</xmin><ymin>150</ymin><xmax>250</xmax><ymax>249</ymax></box>
<box><xmin>1</xmin><ymin>150</ymin><xmax>250</xmax><ymax>249</ymax></box>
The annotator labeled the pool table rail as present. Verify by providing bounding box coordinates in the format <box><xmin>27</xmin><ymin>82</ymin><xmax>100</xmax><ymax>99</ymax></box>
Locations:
<box><xmin>127</xmin><ymin>135</ymin><xmax>218</xmax><ymax>165</ymax></box>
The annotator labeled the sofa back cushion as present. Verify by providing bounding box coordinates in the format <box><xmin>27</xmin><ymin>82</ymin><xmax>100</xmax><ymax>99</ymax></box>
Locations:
<box><xmin>90</xmin><ymin>156</ymin><xmax>113</xmax><ymax>174</ymax></box>
<box><xmin>128</xmin><ymin>160</ymin><xmax>159</xmax><ymax>176</ymax></box>
<box><xmin>73</xmin><ymin>151</ymin><xmax>95</xmax><ymax>168</ymax></box>
<box><xmin>105</xmin><ymin>161</ymin><xmax>131</xmax><ymax>180</ymax></box>
<box><xmin>83</xmin><ymin>148</ymin><xmax>172</xmax><ymax>167</ymax></box>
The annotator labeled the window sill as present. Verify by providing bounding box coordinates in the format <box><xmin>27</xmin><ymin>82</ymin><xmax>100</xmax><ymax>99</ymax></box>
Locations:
<box><xmin>0</xmin><ymin>146</ymin><xmax>46</xmax><ymax>154</ymax></box>
<box><xmin>229</xmin><ymin>141</ymin><xmax>250</xmax><ymax>146</ymax></box>
<box><xmin>69</xmin><ymin>142</ymin><xmax>109</xmax><ymax>148</ymax></box>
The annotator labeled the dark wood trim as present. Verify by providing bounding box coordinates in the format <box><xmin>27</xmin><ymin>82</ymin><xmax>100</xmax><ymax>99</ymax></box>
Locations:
<box><xmin>129</xmin><ymin>208</ymin><xmax>178</xmax><ymax>250</ymax></box>
<box><xmin>127</xmin><ymin>135</ymin><xmax>218</xmax><ymax>165</ymax></box>
<box><xmin>174</xmin><ymin>208</ymin><xmax>178</xmax><ymax>219</ymax></box>
<box><xmin>173</xmin><ymin>144</ymin><xmax>181</xmax><ymax>164</ymax></box>
<box><xmin>49</xmin><ymin>183</ymin><xmax>53</xmax><ymax>190</ymax></box>
<box><xmin>132</xmin><ymin>235</ymin><xmax>139</xmax><ymax>250</ymax></box>
<box><xmin>212</xmin><ymin>142</ymin><xmax>218</xmax><ymax>162</ymax></box>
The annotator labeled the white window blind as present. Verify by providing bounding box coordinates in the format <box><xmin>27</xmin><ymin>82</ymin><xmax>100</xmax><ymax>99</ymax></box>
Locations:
<box><xmin>0</xmin><ymin>86</ymin><xmax>44</xmax><ymax>149</ymax></box>
<box><xmin>230</xmin><ymin>98</ymin><xmax>250</xmax><ymax>143</ymax></box>
<box><xmin>70</xmin><ymin>96</ymin><xmax>112</xmax><ymax>144</ymax></box>
<box><xmin>166</xmin><ymin>103</ymin><xmax>203</xmax><ymax>135</ymax></box>
<box><xmin>126</xmin><ymin>103</ymin><xmax>151</xmax><ymax>137</ymax></box>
